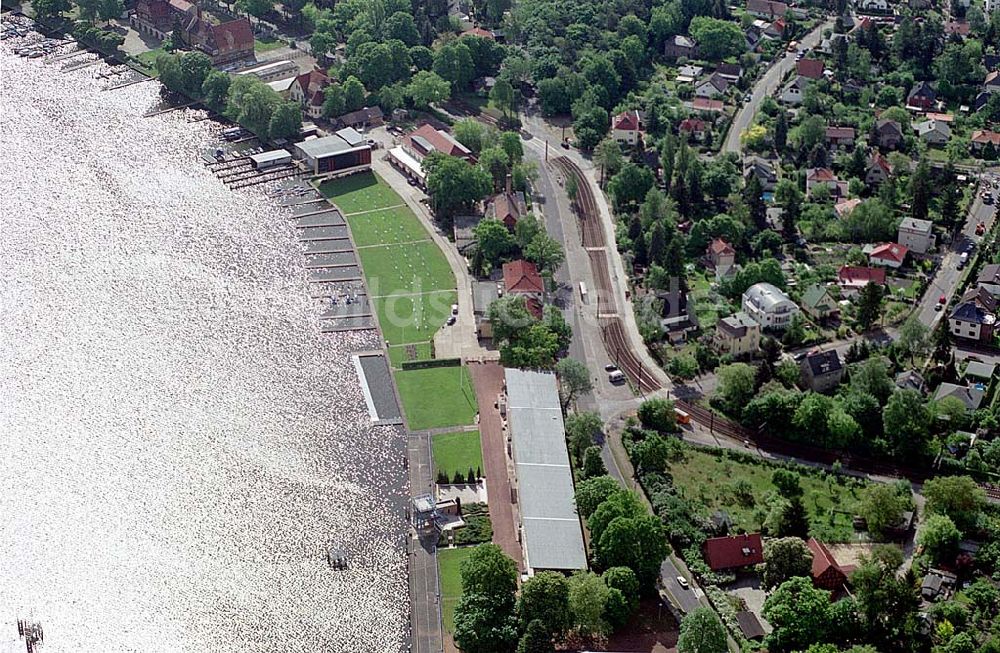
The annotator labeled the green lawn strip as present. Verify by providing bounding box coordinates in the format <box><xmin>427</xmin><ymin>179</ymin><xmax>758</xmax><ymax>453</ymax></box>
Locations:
<box><xmin>319</xmin><ymin>172</ymin><xmax>401</xmax><ymax>214</ymax></box>
<box><xmin>395</xmin><ymin>365</ymin><xmax>478</xmax><ymax>430</ymax></box>
<box><xmin>387</xmin><ymin>343</ymin><xmax>434</xmax><ymax>368</ymax></box>
<box><xmin>347</xmin><ymin>206</ymin><xmax>431</xmax><ymax>247</ymax></box>
<box><xmin>669</xmin><ymin>449</ymin><xmax>863</xmax><ymax>542</ymax></box>
<box><xmin>438</xmin><ymin>547</ymin><xmax>476</xmax><ymax>634</ymax></box>
<box><xmin>373</xmin><ymin>290</ymin><xmax>455</xmax><ymax>346</ymax></box>
<box><xmin>432</xmin><ymin>430</ymin><xmax>484</xmax><ymax>480</ymax></box>
<box><xmin>134</xmin><ymin>47</ymin><xmax>165</xmax><ymax>75</ymax></box>
<box><xmin>360</xmin><ymin>241</ymin><xmax>456</xmax><ymax>296</ymax></box>
<box><xmin>254</xmin><ymin>37</ymin><xmax>285</xmax><ymax>53</ymax></box>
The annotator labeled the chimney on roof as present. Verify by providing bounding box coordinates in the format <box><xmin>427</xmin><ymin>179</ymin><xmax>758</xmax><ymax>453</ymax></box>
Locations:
<box><xmin>505</xmin><ymin>173</ymin><xmax>512</xmax><ymax>195</ymax></box>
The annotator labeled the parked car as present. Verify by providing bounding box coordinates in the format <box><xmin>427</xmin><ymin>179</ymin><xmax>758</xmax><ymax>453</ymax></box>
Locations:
<box><xmin>451</xmin><ymin>304</ymin><xmax>459</xmax><ymax>315</ymax></box>
<box><xmin>446</xmin><ymin>315</ymin><xmax>457</xmax><ymax>326</ymax></box>
<box><xmin>608</xmin><ymin>370</ymin><xmax>626</xmax><ymax>384</ymax></box>
<box><xmin>677</xmin><ymin>576</ymin><xmax>690</xmax><ymax>589</ymax></box>
<box><xmin>976</xmin><ymin>222</ymin><xmax>987</xmax><ymax>235</ymax></box>
<box><xmin>936</xmin><ymin>295</ymin><xmax>946</xmax><ymax>311</ymax></box>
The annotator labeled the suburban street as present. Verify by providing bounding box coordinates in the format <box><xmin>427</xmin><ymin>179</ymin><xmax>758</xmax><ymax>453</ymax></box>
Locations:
<box><xmin>914</xmin><ymin>173</ymin><xmax>999</xmax><ymax>328</ymax></box>
<box><xmin>722</xmin><ymin>19</ymin><xmax>833</xmax><ymax>153</ymax></box>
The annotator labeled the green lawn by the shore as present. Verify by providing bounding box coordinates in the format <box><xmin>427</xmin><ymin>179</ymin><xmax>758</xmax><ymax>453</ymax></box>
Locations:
<box><xmin>395</xmin><ymin>365</ymin><xmax>478</xmax><ymax>430</ymax></box>
<box><xmin>359</xmin><ymin>241</ymin><xmax>455</xmax><ymax>297</ymax></box>
<box><xmin>669</xmin><ymin>448</ymin><xmax>865</xmax><ymax>542</ymax></box>
<box><xmin>438</xmin><ymin>546</ymin><xmax>476</xmax><ymax>634</ymax></box>
<box><xmin>432</xmin><ymin>431</ymin><xmax>484</xmax><ymax>480</ymax></box>
<box><xmin>134</xmin><ymin>47</ymin><xmax>165</xmax><ymax>76</ymax></box>
<box><xmin>319</xmin><ymin>172</ymin><xmax>403</xmax><ymax>215</ymax></box>
<box><xmin>372</xmin><ymin>290</ymin><xmax>456</xmax><ymax>346</ymax></box>
<box><xmin>387</xmin><ymin>343</ymin><xmax>434</xmax><ymax>369</ymax></box>
<box><xmin>347</xmin><ymin>206</ymin><xmax>431</xmax><ymax>247</ymax></box>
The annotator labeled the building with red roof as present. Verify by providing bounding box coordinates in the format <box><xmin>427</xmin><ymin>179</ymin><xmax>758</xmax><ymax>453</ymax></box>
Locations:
<box><xmin>797</xmin><ymin>58</ymin><xmax>825</xmax><ymax>80</ymax></box>
<box><xmin>971</xmin><ymin>130</ymin><xmax>1000</xmax><ymax>153</ymax></box>
<box><xmin>869</xmin><ymin>243</ymin><xmax>909</xmax><ymax>269</ymax></box>
<box><xmin>746</xmin><ymin>0</ymin><xmax>788</xmax><ymax>19</ymax></box>
<box><xmin>131</xmin><ymin>0</ymin><xmax>194</xmax><ymax>39</ymax></box>
<box><xmin>503</xmin><ymin>260</ymin><xmax>544</xmax><ymax>297</ymax></box>
<box><xmin>837</xmin><ymin>266</ymin><xmax>886</xmax><ymax>294</ymax></box>
<box><xmin>462</xmin><ymin>26</ymin><xmax>496</xmax><ymax>40</ymax></box>
<box><xmin>402</xmin><ymin>124</ymin><xmax>475</xmax><ymax>162</ymax></box>
<box><xmin>692</xmin><ymin>97</ymin><xmax>725</xmax><ymax>113</ymax></box>
<box><xmin>611</xmin><ymin>110</ymin><xmax>643</xmax><ymax>146</ymax></box>
<box><xmin>679</xmin><ymin>118</ymin><xmax>708</xmax><ymax>139</ymax></box>
<box><xmin>807</xmin><ymin>538</ymin><xmax>852</xmax><ymax>590</ymax></box>
<box><xmin>185</xmin><ymin>17</ymin><xmax>255</xmax><ymax>65</ymax></box>
<box><xmin>702</xmin><ymin>533</ymin><xmax>764</xmax><ymax>571</ymax></box>
<box><xmin>289</xmin><ymin>70</ymin><xmax>331</xmax><ymax>120</ymax></box>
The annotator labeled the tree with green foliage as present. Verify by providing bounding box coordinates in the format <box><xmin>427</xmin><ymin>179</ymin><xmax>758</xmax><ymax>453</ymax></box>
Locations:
<box><xmin>763</xmin><ymin>576</ymin><xmax>834</xmax><ymax>652</ymax></box>
<box><xmin>407</xmin><ymin>70</ymin><xmax>451</xmax><ymax>108</ymax></box>
<box><xmin>772</xmin><ymin>469</ymin><xmax>804</xmax><ymax>500</ymax></box>
<box><xmin>343</xmin><ymin>76</ymin><xmax>366</xmax><ymax>112</ymax></box>
<box><xmin>603</xmin><ymin>567</ymin><xmax>639</xmax><ymax>613</ymax></box>
<box><xmin>201</xmin><ymin>70</ymin><xmax>231</xmax><ymax>112</ymax></box>
<box><xmin>763</xmin><ymin>537</ymin><xmax>814</xmax><ymax>589</ymax></box>
<box><xmin>594</xmin><ymin>137</ymin><xmax>624</xmax><ymax>185</ymax></box>
<box><xmin>516</xmin><ymin>571</ymin><xmax>570</xmax><ymax>636</ymax></box>
<box><xmin>851</xmin><ymin>547</ymin><xmax>918</xmax><ymax>650</ymax></box>
<box><xmin>490</xmin><ymin>78</ymin><xmax>517</xmax><ymax>120</ymax></box>
<box><xmin>516</xmin><ymin>620</ymin><xmax>555</xmax><ymax>653</ymax></box>
<box><xmin>582</xmin><ymin>446</ymin><xmax>607</xmax><ymax>479</ymax></box>
<box><xmin>922</xmin><ymin>476</ymin><xmax>985</xmax><ymax>530</ymax></box>
<box><xmin>433</xmin><ymin>40</ymin><xmax>475</xmax><ymax>90</ymax></box>
<box><xmin>453</xmin><ymin>544</ymin><xmax>519</xmax><ymax>653</ymax></box>
<box><xmin>668</xmin><ymin>354</ymin><xmax>699</xmax><ymax>380</ymax></box>
<box><xmin>632</xmin><ymin>434</ymin><xmax>672</xmax><ymax>474</ymax></box>
<box><xmin>479</xmin><ymin>145</ymin><xmax>511</xmax><ymax>191</ymax></box>
<box><xmin>226</xmin><ymin>75</ymin><xmax>281</xmax><ymax>136</ymax></box>
<box><xmin>882</xmin><ymin>389</ymin><xmax>932</xmax><ymax>461</ymax></box>
<box><xmin>423</xmin><ymin>152</ymin><xmax>492</xmax><ymax>223</ymax></box>
<box><xmin>473</xmin><ymin>218</ymin><xmax>517</xmax><ymax>275</ymax></box>
<box><xmin>321</xmin><ymin>83</ymin><xmax>346</xmax><ymax>119</ymax></box>
<box><xmin>637</xmin><ymin>398</ymin><xmax>677</xmax><ymax>433</ymax></box>
<box><xmin>384</xmin><ymin>10</ymin><xmax>420</xmax><ymax>45</ymax></box>
<box><xmin>489</xmin><ymin>294</ymin><xmax>535</xmax><ymax>344</ymax></box>
<box><xmin>776</xmin><ymin>496</ymin><xmax>810</xmax><ymax>539</ymax></box>
<box><xmin>575</xmin><ymin>475</ymin><xmax>621</xmax><ymax>518</ymax></box>
<box><xmin>688</xmin><ymin>16</ymin><xmax>745</xmax><ymax>59</ymax></box>
<box><xmin>608</xmin><ymin>163</ymin><xmax>655</xmax><ymax>212</ymax></box>
<box><xmin>567</xmin><ymin>572</ymin><xmax>611</xmax><ymax>639</ymax></box>
<box><xmin>453</xmin><ymin>118</ymin><xmax>491</xmax><ymax>154</ymax></box>
<box><xmin>33</xmin><ymin>0</ymin><xmax>72</xmax><ymax>21</ymax></box>
<box><xmin>897</xmin><ymin>315</ymin><xmax>930</xmax><ymax>363</ymax></box>
<box><xmin>268</xmin><ymin>102</ymin><xmax>302</xmax><ymax>141</ymax></box>
<box><xmin>716</xmin><ymin>363</ymin><xmax>756</xmax><ymax>415</ymax></box>
<box><xmin>855</xmin><ymin>281</ymin><xmax>885</xmax><ymax>330</ymax></box>
<box><xmin>918</xmin><ymin>514</ymin><xmax>961</xmax><ymax>564</ymax></box>
<box><xmin>556</xmin><ymin>358</ymin><xmax>592</xmax><ymax>409</ymax></box>
<box><xmin>525</xmin><ymin>232</ymin><xmax>564</xmax><ymax>272</ymax></box>
<box><xmin>566</xmin><ymin>412</ymin><xmax>604</xmax><ymax>461</ymax></box>
<box><xmin>677</xmin><ymin>607</ymin><xmax>728</xmax><ymax>653</ymax></box>
<box><xmin>858</xmin><ymin>483</ymin><xmax>907</xmax><ymax>539</ymax></box>
<box><xmin>499</xmin><ymin>131</ymin><xmax>523</xmax><ymax>164</ymax></box>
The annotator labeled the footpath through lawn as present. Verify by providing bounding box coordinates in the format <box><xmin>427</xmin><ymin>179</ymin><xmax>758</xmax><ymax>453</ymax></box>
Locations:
<box><xmin>319</xmin><ymin>172</ymin><xmax>476</xmax><ymax>431</ymax></box>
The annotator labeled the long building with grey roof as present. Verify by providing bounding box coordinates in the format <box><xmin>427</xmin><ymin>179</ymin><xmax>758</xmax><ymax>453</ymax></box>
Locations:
<box><xmin>505</xmin><ymin>368</ymin><xmax>588</xmax><ymax>575</ymax></box>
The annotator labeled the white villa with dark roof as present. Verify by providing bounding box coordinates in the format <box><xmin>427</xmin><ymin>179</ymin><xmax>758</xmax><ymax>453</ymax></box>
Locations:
<box><xmin>742</xmin><ymin>282</ymin><xmax>798</xmax><ymax>330</ymax></box>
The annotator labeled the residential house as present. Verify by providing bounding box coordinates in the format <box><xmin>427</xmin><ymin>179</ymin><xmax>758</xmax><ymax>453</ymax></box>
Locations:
<box><xmin>289</xmin><ymin>69</ymin><xmax>330</xmax><ymax>120</ymax></box>
<box><xmin>915</xmin><ymin>119</ymin><xmax>951</xmax><ymax>145</ymax></box>
<box><xmin>895</xmin><ymin>369</ymin><xmax>926</xmax><ymax>393</ymax></box>
<box><xmin>183</xmin><ymin>17</ymin><xmax>255</xmax><ymax>66</ymax></box>
<box><xmin>801</xmin><ymin>350</ymin><xmax>844</xmax><ymax>393</ymax></box>
<box><xmin>716</xmin><ymin>63</ymin><xmax>743</xmax><ymax>82</ymax></box>
<box><xmin>702</xmin><ymin>533</ymin><xmax>765</xmax><ymax>571</ymax></box>
<box><xmin>780</xmin><ymin>76</ymin><xmax>808</xmax><ymax>105</ymax></box>
<box><xmin>976</xmin><ymin>91</ymin><xmax>993</xmax><ymax>112</ymax></box>
<box><xmin>808</xmin><ymin>538</ymin><xmax>851</xmax><ymax>590</ymax></box>
<box><xmin>746</xmin><ymin>0</ymin><xmax>788</xmax><ymax>19</ymax></box>
<box><xmin>986</xmin><ymin>71</ymin><xmax>1000</xmax><ymax>93</ymax></box>
<box><xmin>502</xmin><ymin>260</ymin><xmax>545</xmax><ymax>304</ymax></box>
<box><xmin>695</xmin><ymin>73</ymin><xmax>731</xmax><ymax>99</ymax></box>
<box><xmin>801</xmin><ymin>284</ymin><xmax>839</xmax><ymax>322</ymax></box>
<box><xmin>907</xmin><ymin>81</ymin><xmax>937</xmax><ymax>111</ymax></box>
<box><xmin>971</xmin><ymin>130</ymin><xmax>1000</xmax><ymax>153</ymax></box>
<box><xmin>945</xmin><ymin>21</ymin><xmax>971</xmax><ymax>37</ymax></box>
<box><xmin>837</xmin><ymin>265</ymin><xmax>886</xmax><ymax>294</ymax></box>
<box><xmin>962</xmin><ymin>360</ymin><xmax>996</xmax><ymax>384</ymax></box>
<box><xmin>925</xmin><ymin>112</ymin><xmax>954</xmax><ymax>123</ymax></box>
<box><xmin>744</xmin><ymin>156</ymin><xmax>778</xmax><ymax>192</ymax></box>
<box><xmin>707</xmin><ymin>238</ymin><xmax>737</xmax><ymax>277</ymax></box>
<box><xmin>691</xmin><ymin>97</ymin><xmax>725</xmax><ymax>114</ymax></box>
<box><xmin>130</xmin><ymin>0</ymin><xmax>194</xmax><ymax>39</ymax></box>
<box><xmin>897</xmin><ymin>218</ymin><xmax>934</xmax><ymax>254</ymax></box>
<box><xmin>764</xmin><ymin>18</ymin><xmax>786</xmax><ymax>38</ymax></box>
<box><xmin>402</xmin><ymin>124</ymin><xmax>475</xmax><ymax>162</ymax></box>
<box><xmin>462</xmin><ymin>26</ymin><xmax>496</xmax><ymax>40</ymax></box>
<box><xmin>806</xmin><ymin>167</ymin><xmax>847</xmax><ymax>198</ymax></box>
<box><xmin>921</xmin><ymin>569</ymin><xmax>957</xmax><ymax>601</ymax></box>
<box><xmin>934</xmin><ymin>383</ymin><xmax>986</xmax><ymax>411</ymax></box>
<box><xmin>336</xmin><ymin>106</ymin><xmax>384</xmax><ymax>130</ymax></box>
<box><xmin>868</xmin><ymin>242</ymin><xmax>909</xmax><ymax>269</ymax></box>
<box><xmin>611</xmin><ymin>110</ymin><xmax>643</xmax><ymax>146</ymax></box>
<box><xmin>865</xmin><ymin>151</ymin><xmax>894</xmax><ymax>185</ymax></box>
<box><xmin>742</xmin><ymin>282</ymin><xmax>799</xmax><ymax>330</ymax></box>
<box><xmin>657</xmin><ymin>283</ymin><xmax>698</xmax><ymax>339</ymax></box>
<box><xmin>857</xmin><ymin>0</ymin><xmax>889</xmax><ymax>11</ymax></box>
<box><xmin>977</xmin><ymin>263</ymin><xmax>1000</xmax><ymax>297</ymax></box>
<box><xmin>676</xmin><ymin>64</ymin><xmax>704</xmax><ymax>83</ymax></box>
<box><xmin>714</xmin><ymin>312</ymin><xmax>761</xmax><ymax>356</ymax></box>
<box><xmin>986</xmin><ymin>54</ymin><xmax>1000</xmax><ymax>72</ymax></box>
<box><xmin>825</xmin><ymin>126</ymin><xmax>856</xmax><ymax>149</ymax></box>
<box><xmin>664</xmin><ymin>34</ymin><xmax>699</xmax><ymax>59</ymax></box>
<box><xmin>949</xmin><ymin>287</ymin><xmax>998</xmax><ymax>342</ymax></box>
<box><xmin>909</xmin><ymin>0</ymin><xmax>932</xmax><ymax>10</ymax></box>
<box><xmin>875</xmin><ymin>119</ymin><xmax>904</xmax><ymax>150</ymax></box>
<box><xmin>835</xmin><ymin>198</ymin><xmax>862</xmax><ymax>218</ymax></box>
<box><xmin>797</xmin><ymin>58</ymin><xmax>825</xmax><ymax>80</ymax></box>
<box><xmin>745</xmin><ymin>25</ymin><xmax>764</xmax><ymax>50</ymax></box>
<box><xmin>679</xmin><ymin>118</ymin><xmax>708</xmax><ymax>140</ymax></box>
<box><xmin>485</xmin><ymin>187</ymin><xmax>528</xmax><ymax>231</ymax></box>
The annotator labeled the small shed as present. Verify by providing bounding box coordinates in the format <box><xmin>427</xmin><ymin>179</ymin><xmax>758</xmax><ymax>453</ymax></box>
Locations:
<box><xmin>963</xmin><ymin>360</ymin><xmax>997</xmax><ymax>383</ymax></box>
<box><xmin>250</xmin><ymin>149</ymin><xmax>292</xmax><ymax>170</ymax></box>
<box><xmin>736</xmin><ymin>610</ymin><xmax>766</xmax><ymax>640</ymax></box>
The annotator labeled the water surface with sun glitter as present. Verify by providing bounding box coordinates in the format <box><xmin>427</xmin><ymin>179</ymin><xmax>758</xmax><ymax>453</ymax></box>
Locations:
<box><xmin>0</xmin><ymin>35</ymin><xmax>408</xmax><ymax>653</ymax></box>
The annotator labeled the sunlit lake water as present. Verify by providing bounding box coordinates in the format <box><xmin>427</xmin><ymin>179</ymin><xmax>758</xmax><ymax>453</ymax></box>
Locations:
<box><xmin>0</xmin><ymin>37</ymin><xmax>408</xmax><ymax>653</ymax></box>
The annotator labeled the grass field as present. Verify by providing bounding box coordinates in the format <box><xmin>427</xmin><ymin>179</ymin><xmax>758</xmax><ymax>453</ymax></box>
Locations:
<box><xmin>387</xmin><ymin>343</ymin><xmax>434</xmax><ymax>368</ymax></box>
<box><xmin>347</xmin><ymin>206</ymin><xmax>430</xmax><ymax>247</ymax></box>
<box><xmin>359</xmin><ymin>241</ymin><xmax>456</xmax><ymax>296</ymax></box>
<box><xmin>134</xmin><ymin>48</ymin><xmax>165</xmax><ymax>76</ymax></box>
<box><xmin>395</xmin><ymin>365</ymin><xmax>478</xmax><ymax>430</ymax></box>
<box><xmin>432</xmin><ymin>431</ymin><xmax>484</xmax><ymax>480</ymax></box>
<box><xmin>373</xmin><ymin>290</ymin><xmax>456</xmax><ymax>345</ymax></box>
<box><xmin>254</xmin><ymin>37</ymin><xmax>285</xmax><ymax>53</ymax></box>
<box><xmin>438</xmin><ymin>547</ymin><xmax>476</xmax><ymax>634</ymax></box>
<box><xmin>319</xmin><ymin>173</ymin><xmax>403</xmax><ymax>214</ymax></box>
<box><xmin>669</xmin><ymin>449</ymin><xmax>864</xmax><ymax>542</ymax></box>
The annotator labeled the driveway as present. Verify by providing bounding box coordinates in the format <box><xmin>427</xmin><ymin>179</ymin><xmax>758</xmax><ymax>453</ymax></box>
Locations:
<box><xmin>722</xmin><ymin>18</ymin><xmax>833</xmax><ymax>153</ymax></box>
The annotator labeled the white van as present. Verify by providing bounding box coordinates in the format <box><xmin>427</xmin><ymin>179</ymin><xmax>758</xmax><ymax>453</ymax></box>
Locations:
<box><xmin>608</xmin><ymin>370</ymin><xmax>626</xmax><ymax>384</ymax></box>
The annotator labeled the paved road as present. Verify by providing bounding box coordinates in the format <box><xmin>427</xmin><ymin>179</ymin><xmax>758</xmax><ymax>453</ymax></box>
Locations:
<box><xmin>914</xmin><ymin>174</ymin><xmax>999</xmax><ymax>328</ymax></box>
<box><xmin>406</xmin><ymin>433</ymin><xmax>444</xmax><ymax>653</ymax></box>
<box><xmin>722</xmin><ymin>19</ymin><xmax>833</xmax><ymax>153</ymax></box>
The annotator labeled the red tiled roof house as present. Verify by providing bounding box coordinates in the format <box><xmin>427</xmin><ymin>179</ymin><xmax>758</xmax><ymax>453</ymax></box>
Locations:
<box><xmin>503</xmin><ymin>260</ymin><xmax>544</xmax><ymax>299</ymax></box>
<box><xmin>612</xmin><ymin>110</ymin><xmax>643</xmax><ymax>146</ymax></box>
<box><xmin>869</xmin><ymin>243</ymin><xmax>908</xmax><ymax>269</ymax></box>
<box><xmin>808</xmin><ymin>538</ymin><xmax>851</xmax><ymax>590</ymax></box>
<box><xmin>289</xmin><ymin>70</ymin><xmax>330</xmax><ymax>120</ymax></box>
<box><xmin>402</xmin><ymin>124</ymin><xmax>475</xmax><ymax>162</ymax></box>
<box><xmin>703</xmin><ymin>533</ymin><xmax>764</xmax><ymax>571</ymax></box>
